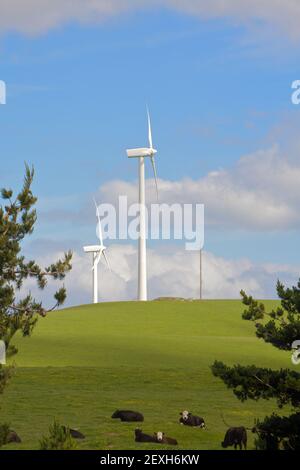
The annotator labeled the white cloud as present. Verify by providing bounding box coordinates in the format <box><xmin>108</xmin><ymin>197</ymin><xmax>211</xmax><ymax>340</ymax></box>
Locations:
<box><xmin>167</xmin><ymin>0</ymin><xmax>300</xmax><ymax>39</ymax></box>
<box><xmin>36</xmin><ymin>143</ymin><xmax>300</xmax><ymax>232</ymax></box>
<box><xmin>0</xmin><ymin>0</ymin><xmax>142</xmax><ymax>34</ymax></box>
<box><xmin>20</xmin><ymin>242</ymin><xmax>300</xmax><ymax>305</ymax></box>
<box><xmin>1</xmin><ymin>1</ymin><xmax>300</xmax><ymax>39</ymax></box>
<box><xmin>98</xmin><ymin>145</ymin><xmax>300</xmax><ymax>231</ymax></box>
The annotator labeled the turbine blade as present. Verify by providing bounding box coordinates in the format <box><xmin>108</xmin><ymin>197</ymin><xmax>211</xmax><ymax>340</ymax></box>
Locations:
<box><xmin>94</xmin><ymin>198</ymin><xmax>103</xmax><ymax>246</ymax></box>
<box><xmin>147</xmin><ymin>107</ymin><xmax>153</xmax><ymax>149</ymax></box>
<box><xmin>92</xmin><ymin>252</ymin><xmax>102</xmax><ymax>270</ymax></box>
<box><xmin>150</xmin><ymin>156</ymin><xmax>159</xmax><ymax>201</ymax></box>
<box><xmin>103</xmin><ymin>250</ymin><xmax>111</xmax><ymax>271</ymax></box>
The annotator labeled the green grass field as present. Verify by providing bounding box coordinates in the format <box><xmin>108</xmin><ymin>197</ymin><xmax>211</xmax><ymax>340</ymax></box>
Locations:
<box><xmin>0</xmin><ymin>299</ymin><xmax>295</xmax><ymax>450</ymax></box>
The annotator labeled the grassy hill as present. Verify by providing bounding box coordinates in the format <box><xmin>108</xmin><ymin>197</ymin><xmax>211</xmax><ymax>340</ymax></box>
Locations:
<box><xmin>0</xmin><ymin>299</ymin><xmax>295</xmax><ymax>450</ymax></box>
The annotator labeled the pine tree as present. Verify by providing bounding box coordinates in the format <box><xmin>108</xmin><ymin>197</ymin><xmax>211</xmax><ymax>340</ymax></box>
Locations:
<box><xmin>212</xmin><ymin>281</ymin><xmax>300</xmax><ymax>450</ymax></box>
<box><xmin>0</xmin><ymin>165</ymin><xmax>72</xmax><ymax>396</ymax></box>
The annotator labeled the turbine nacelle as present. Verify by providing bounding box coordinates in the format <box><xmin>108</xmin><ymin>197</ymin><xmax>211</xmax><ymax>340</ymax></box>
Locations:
<box><xmin>83</xmin><ymin>245</ymin><xmax>105</xmax><ymax>254</ymax></box>
<box><xmin>126</xmin><ymin>147</ymin><xmax>157</xmax><ymax>158</ymax></box>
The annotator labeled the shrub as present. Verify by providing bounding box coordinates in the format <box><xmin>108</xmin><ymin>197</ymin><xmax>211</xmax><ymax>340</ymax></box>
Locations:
<box><xmin>39</xmin><ymin>421</ymin><xmax>77</xmax><ymax>450</ymax></box>
<box><xmin>0</xmin><ymin>423</ymin><xmax>10</xmax><ymax>447</ymax></box>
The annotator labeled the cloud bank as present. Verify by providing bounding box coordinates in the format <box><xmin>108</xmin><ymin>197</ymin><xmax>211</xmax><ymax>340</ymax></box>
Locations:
<box><xmin>21</xmin><ymin>242</ymin><xmax>300</xmax><ymax>306</ymax></box>
<box><xmin>98</xmin><ymin>145</ymin><xmax>300</xmax><ymax>231</ymax></box>
<box><xmin>1</xmin><ymin>1</ymin><xmax>300</xmax><ymax>38</ymax></box>
<box><xmin>38</xmin><ymin>144</ymin><xmax>300</xmax><ymax>232</ymax></box>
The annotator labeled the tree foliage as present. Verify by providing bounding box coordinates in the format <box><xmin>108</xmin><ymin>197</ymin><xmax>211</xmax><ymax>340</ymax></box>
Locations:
<box><xmin>240</xmin><ymin>283</ymin><xmax>300</xmax><ymax>350</ymax></box>
<box><xmin>253</xmin><ymin>412</ymin><xmax>300</xmax><ymax>450</ymax></box>
<box><xmin>0</xmin><ymin>165</ymin><xmax>72</xmax><ymax>395</ymax></box>
<box><xmin>212</xmin><ymin>281</ymin><xmax>300</xmax><ymax>450</ymax></box>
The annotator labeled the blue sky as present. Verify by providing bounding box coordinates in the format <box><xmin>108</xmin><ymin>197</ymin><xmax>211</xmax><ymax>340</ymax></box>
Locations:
<box><xmin>1</xmin><ymin>2</ymin><xmax>300</xmax><ymax>303</ymax></box>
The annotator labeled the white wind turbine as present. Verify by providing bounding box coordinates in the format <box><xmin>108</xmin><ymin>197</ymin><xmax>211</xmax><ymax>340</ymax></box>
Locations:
<box><xmin>83</xmin><ymin>200</ymin><xmax>110</xmax><ymax>304</ymax></box>
<box><xmin>126</xmin><ymin>109</ymin><xmax>158</xmax><ymax>301</ymax></box>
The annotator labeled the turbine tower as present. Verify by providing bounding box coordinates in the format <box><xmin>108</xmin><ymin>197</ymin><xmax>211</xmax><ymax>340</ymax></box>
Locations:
<box><xmin>83</xmin><ymin>200</ymin><xmax>110</xmax><ymax>304</ymax></box>
<box><xmin>126</xmin><ymin>109</ymin><xmax>158</xmax><ymax>301</ymax></box>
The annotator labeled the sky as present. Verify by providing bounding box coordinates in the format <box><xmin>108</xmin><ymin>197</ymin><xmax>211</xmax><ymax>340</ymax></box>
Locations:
<box><xmin>1</xmin><ymin>0</ymin><xmax>300</xmax><ymax>305</ymax></box>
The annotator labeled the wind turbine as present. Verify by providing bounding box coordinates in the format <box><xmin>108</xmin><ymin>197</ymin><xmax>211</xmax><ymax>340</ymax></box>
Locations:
<box><xmin>83</xmin><ymin>200</ymin><xmax>110</xmax><ymax>304</ymax></box>
<box><xmin>126</xmin><ymin>109</ymin><xmax>158</xmax><ymax>301</ymax></box>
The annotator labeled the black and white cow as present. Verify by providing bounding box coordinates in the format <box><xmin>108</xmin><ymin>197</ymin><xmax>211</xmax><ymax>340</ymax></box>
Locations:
<box><xmin>222</xmin><ymin>427</ymin><xmax>247</xmax><ymax>450</ymax></box>
<box><xmin>135</xmin><ymin>429</ymin><xmax>156</xmax><ymax>443</ymax></box>
<box><xmin>155</xmin><ymin>432</ymin><xmax>178</xmax><ymax>446</ymax></box>
<box><xmin>112</xmin><ymin>410</ymin><xmax>144</xmax><ymax>422</ymax></box>
<box><xmin>179</xmin><ymin>411</ymin><xmax>205</xmax><ymax>428</ymax></box>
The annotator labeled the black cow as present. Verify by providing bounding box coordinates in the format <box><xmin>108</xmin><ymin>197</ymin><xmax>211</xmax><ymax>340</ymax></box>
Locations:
<box><xmin>155</xmin><ymin>432</ymin><xmax>178</xmax><ymax>446</ymax></box>
<box><xmin>179</xmin><ymin>411</ymin><xmax>205</xmax><ymax>428</ymax></box>
<box><xmin>135</xmin><ymin>428</ymin><xmax>156</xmax><ymax>443</ymax></box>
<box><xmin>62</xmin><ymin>426</ymin><xmax>85</xmax><ymax>439</ymax></box>
<box><xmin>6</xmin><ymin>430</ymin><xmax>21</xmax><ymax>444</ymax></box>
<box><xmin>222</xmin><ymin>427</ymin><xmax>247</xmax><ymax>450</ymax></box>
<box><xmin>112</xmin><ymin>410</ymin><xmax>144</xmax><ymax>422</ymax></box>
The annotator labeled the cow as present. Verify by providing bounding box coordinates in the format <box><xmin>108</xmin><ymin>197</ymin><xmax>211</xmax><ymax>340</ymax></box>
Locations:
<box><xmin>155</xmin><ymin>432</ymin><xmax>178</xmax><ymax>446</ymax></box>
<box><xmin>222</xmin><ymin>427</ymin><xmax>247</xmax><ymax>450</ymax></box>
<box><xmin>135</xmin><ymin>428</ymin><xmax>156</xmax><ymax>443</ymax></box>
<box><xmin>62</xmin><ymin>426</ymin><xmax>85</xmax><ymax>439</ymax></box>
<box><xmin>179</xmin><ymin>411</ymin><xmax>205</xmax><ymax>428</ymax></box>
<box><xmin>6</xmin><ymin>430</ymin><xmax>21</xmax><ymax>444</ymax></box>
<box><xmin>112</xmin><ymin>410</ymin><xmax>144</xmax><ymax>422</ymax></box>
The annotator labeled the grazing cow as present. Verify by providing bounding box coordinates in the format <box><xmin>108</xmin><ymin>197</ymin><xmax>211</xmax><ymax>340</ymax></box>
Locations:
<box><xmin>222</xmin><ymin>427</ymin><xmax>247</xmax><ymax>450</ymax></box>
<box><xmin>62</xmin><ymin>426</ymin><xmax>85</xmax><ymax>439</ymax></box>
<box><xmin>179</xmin><ymin>411</ymin><xmax>205</xmax><ymax>428</ymax></box>
<box><xmin>6</xmin><ymin>430</ymin><xmax>21</xmax><ymax>444</ymax></box>
<box><xmin>135</xmin><ymin>428</ymin><xmax>156</xmax><ymax>443</ymax></box>
<box><xmin>155</xmin><ymin>432</ymin><xmax>178</xmax><ymax>446</ymax></box>
<box><xmin>112</xmin><ymin>410</ymin><xmax>144</xmax><ymax>422</ymax></box>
